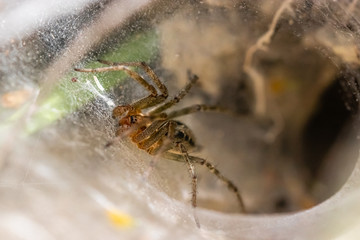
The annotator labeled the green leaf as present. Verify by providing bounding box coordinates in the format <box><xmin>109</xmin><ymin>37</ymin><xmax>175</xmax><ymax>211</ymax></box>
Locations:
<box><xmin>26</xmin><ymin>30</ymin><xmax>159</xmax><ymax>134</ymax></box>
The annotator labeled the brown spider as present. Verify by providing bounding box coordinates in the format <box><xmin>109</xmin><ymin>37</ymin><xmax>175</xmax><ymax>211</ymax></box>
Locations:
<box><xmin>75</xmin><ymin>60</ymin><xmax>245</xmax><ymax>227</ymax></box>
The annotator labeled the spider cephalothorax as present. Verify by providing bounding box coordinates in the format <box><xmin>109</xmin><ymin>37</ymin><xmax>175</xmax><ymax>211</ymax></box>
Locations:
<box><xmin>75</xmin><ymin>60</ymin><xmax>245</xmax><ymax>227</ymax></box>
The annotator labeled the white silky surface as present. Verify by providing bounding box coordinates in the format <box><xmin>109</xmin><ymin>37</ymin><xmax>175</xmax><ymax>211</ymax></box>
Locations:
<box><xmin>1</xmin><ymin>0</ymin><xmax>360</xmax><ymax>239</ymax></box>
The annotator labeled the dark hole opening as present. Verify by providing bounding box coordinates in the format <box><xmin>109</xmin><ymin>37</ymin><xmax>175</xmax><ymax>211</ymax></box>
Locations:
<box><xmin>302</xmin><ymin>72</ymin><xmax>360</xmax><ymax>201</ymax></box>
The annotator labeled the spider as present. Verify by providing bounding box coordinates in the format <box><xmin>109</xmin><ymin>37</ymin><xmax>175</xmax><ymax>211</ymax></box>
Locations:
<box><xmin>75</xmin><ymin>60</ymin><xmax>245</xmax><ymax>227</ymax></box>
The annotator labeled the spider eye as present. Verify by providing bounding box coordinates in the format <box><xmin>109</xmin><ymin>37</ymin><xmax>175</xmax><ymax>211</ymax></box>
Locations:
<box><xmin>175</xmin><ymin>131</ymin><xmax>185</xmax><ymax>139</ymax></box>
<box><xmin>130</xmin><ymin>115</ymin><xmax>137</xmax><ymax>123</ymax></box>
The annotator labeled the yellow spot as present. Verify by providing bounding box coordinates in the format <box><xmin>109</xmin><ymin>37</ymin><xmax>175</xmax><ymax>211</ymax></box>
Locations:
<box><xmin>270</xmin><ymin>78</ymin><xmax>286</xmax><ymax>95</ymax></box>
<box><xmin>106</xmin><ymin>209</ymin><xmax>135</xmax><ymax>228</ymax></box>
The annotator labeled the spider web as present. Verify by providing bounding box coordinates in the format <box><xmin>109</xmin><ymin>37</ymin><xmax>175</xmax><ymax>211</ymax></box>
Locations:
<box><xmin>1</xmin><ymin>0</ymin><xmax>360</xmax><ymax>239</ymax></box>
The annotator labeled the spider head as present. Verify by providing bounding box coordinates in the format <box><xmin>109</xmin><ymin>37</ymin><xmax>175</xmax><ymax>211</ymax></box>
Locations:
<box><xmin>112</xmin><ymin>105</ymin><xmax>147</xmax><ymax>131</ymax></box>
<box><xmin>114</xmin><ymin>112</ymin><xmax>147</xmax><ymax>137</ymax></box>
<box><xmin>119</xmin><ymin>114</ymin><xmax>144</xmax><ymax>127</ymax></box>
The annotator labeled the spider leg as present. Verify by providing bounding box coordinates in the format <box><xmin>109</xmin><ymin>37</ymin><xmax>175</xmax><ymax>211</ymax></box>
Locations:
<box><xmin>130</xmin><ymin>120</ymin><xmax>200</xmax><ymax>226</ymax></box>
<box><xmin>132</xmin><ymin>120</ymin><xmax>166</xmax><ymax>144</ymax></box>
<box><xmin>132</xmin><ymin>119</ymin><xmax>178</xmax><ymax>152</ymax></box>
<box><xmin>75</xmin><ymin>64</ymin><xmax>167</xmax><ymax>113</ymax></box>
<box><xmin>75</xmin><ymin>65</ymin><xmax>156</xmax><ymax>95</ymax></box>
<box><xmin>136</xmin><ymin>121</ymin><xmax>170</xmax><ymax>152</ymax></box>
<box><xmin>178</xmin><ymin>144</ymin><xmax>200</xmax><ymax>228</ymax></box>
<box><xmin>149</xmin><ymin>71</ymin><xmax>199</xmax><ymax>116</ymax></box>
<box><xmin>97</xmin><ymin>60</ymin><xmax>168</xmax><ymax>98</ymax></box>
<box><xmin>162</xmin><ymin>151</ymin><xmax>246</xmax><ymax>213</ymax></box>
<box><xmin>167</xmin><ymin>104</ymin><xmax>230</xmax><ymax>119</ymax></box>
<box><xmin>142</xmin><ymin>121</ymin><xmax>176</xmax><ymax>178</ymax></box>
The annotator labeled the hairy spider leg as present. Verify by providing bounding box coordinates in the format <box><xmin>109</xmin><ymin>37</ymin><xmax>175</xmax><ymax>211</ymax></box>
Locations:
<box><xmin>135</xmin><ymin>121</ymin><xmax>170</xmax><ymax>153</ymax></box>
<box><xmin>142</xmin><ymin>121</ymin><xmax>177</xmax><ymax>178</ymax></box>
<box><xmin>133</xmin><ymin>118</ymin><xmax>244</xmax><ymax>225</ymax></box>
<box><xmin>149</xmin><ymin>71</ymin><xmax>199</xmax><ymax>116</ymax></box>
<box><xmin>179</xmin><ymin>143</ymin><xmax>200</xmax><ymax>228</ymax></box>
<box><xmin>131</xmin><ymin>119</ymin><xmax>200</xmax><ymax>226</ymax></box>
<box><xmin>132</xmin><ymin>120</ymin><xmax>166</xmax><ymax>143</ymax></box>
<box><xmin>166</xmin><ymin>104</ymin><xmax>231</xmax><ymax>119</ymax></box>
<box><xmin>162</xmin><ymin>151</ymin><xmax>246</xmax><ymax>213</ymax></box>
<box><xmin>75</xmin><ymin>62</ymin><xmax>168</xmax><ymax>116</ymax></box>
<box><xmin>97</xmin><ymin>60</ymin><xmax>168</xmax><ymax>99</ymax></box>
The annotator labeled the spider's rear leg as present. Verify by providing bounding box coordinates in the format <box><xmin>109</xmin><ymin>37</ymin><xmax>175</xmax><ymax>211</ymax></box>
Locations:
<box><xmin>132</xmin><ymin>120</ymin><xmax>175</xmax><ymax>179</ymax></box>
<box><xmin>131</xmin><ymin>120</ymin><xmax>202</xmax><ymax>227</ymax></box>
<box><xmin>139</xmin><ymin>121</ymin><xmax>201</xmax><ymax>227</ymax></box>
<box><xmin>178</xmin><ymin>144</ymin><xmax>200</xmax><ymax>228</ymax></box>
<box><xmin>162</xmin><ymin>151</ymin><xmax>246</xmax><ymax>213</ymax></box>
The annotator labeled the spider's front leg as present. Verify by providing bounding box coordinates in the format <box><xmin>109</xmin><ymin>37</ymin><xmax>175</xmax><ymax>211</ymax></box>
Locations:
<box><xmin>97</xmin><ymin>60</ymin><xmax>168</xmax><ymax>99</ymax></box>
<box><xmin>97</xmin><ymin>60</ymin><xmax>169</xmax><ymax>111</ymax></box>
<box><xmin>75</xmin><ymin>60</ymin><xmax>169</xmax><ymax>111</ymax></box>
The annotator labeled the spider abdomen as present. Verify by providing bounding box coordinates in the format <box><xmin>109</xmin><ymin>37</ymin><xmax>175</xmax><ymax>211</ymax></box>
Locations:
<box><xmin>172</xmin><ymin>121</ymin><xmax>196</xmax><ymax>149</ymax></box>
